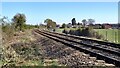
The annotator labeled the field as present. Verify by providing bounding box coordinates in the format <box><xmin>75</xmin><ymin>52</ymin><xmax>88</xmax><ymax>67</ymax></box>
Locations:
<box><xmin>94</xmin><ymin>29</ymin><xmax>120</xmax><ymax>44</ymax></box>
<box><xmin>56</xmin><ymin>28</ymin><xmax>120</xmax><ymax>44</ymax></box>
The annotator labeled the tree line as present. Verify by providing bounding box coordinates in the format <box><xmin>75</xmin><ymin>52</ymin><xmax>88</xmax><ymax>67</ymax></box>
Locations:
<box><xmin>61</xmin><ymin>18</ymin><xmax>95</xmax><ymax>28</ymax></box>
<box><xmin>2</xmin><ymin>13</ymin><xmax>96</xmax><ymax>32</ymax></box>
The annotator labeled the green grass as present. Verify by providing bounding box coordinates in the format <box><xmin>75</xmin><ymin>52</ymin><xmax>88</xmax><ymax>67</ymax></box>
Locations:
<box><xmin>55</xmin><ymin>28</ymin><xmax>64</xmax><ymax>33</ymax></box>
<box><xmin>94</xmin><ymin>29</ymin><xmax>120</xmax><ymax>44</ymax></box>
<box><xmin>0</xmin><ymin>60</ymin><xmax>3</xmax><ymax>67</ymax></box>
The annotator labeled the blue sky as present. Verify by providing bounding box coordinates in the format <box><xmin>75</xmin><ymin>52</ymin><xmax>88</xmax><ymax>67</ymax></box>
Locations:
<box><xmin>1</xmin><ymin>0</ymin><xmax>120</xmax><ymax>2</ymax></box>
<box><xmin>2</xmin><ymin>2</ymin><xmax>118</xmax><ymax>25</ymax></box>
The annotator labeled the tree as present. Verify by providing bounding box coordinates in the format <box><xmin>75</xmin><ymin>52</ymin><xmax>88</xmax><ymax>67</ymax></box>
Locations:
<box><xmin>88</xmin><ymin>19</ymin><xmax>95</xmax><ymax>26</ymax></box>
<box><xmin>12</xmin><ymin>13</ymin><xmax>26</xmax><ymax>31</ymax></box>
<box><xmin>1</xmin><ymin>16</ymin><xmax>15</xmax><ymax>42</ymax></box>
<box><xmin>44</xmin><ymin>19</ymin><xmax>56</xmax><ymax>29</ymax></box>
<box><xmin>67</xmin><ymin>23</ymin><xmax>72</xmax><ymax>28</ymax></box>
<box><xmin>61</xmin><ymin>23</ymin><xmax>66</xmax><ymax>28</ymax></box>
<box><xmin>77</xmin><ymin>22</ymin><xmax>80</xmax><ymax>25</ymax></box>
<box><xmin>82</xmin><ymin>19</ymin><xmax>87</xmax><ymax>27</ymax></box>
<box><xmin>51</xmin><ymin>21</ymin><xmax>56</xmax><ymax>29</ymax></box>
<box><xmin>35</xmin><ymin>24</ymin><xmax>39</xmax><ymax>28</ymax></box>
<box><xmin>71</xmin><ymin>18</ymin><xmax>76</xmax><ymax>25</ymax></box>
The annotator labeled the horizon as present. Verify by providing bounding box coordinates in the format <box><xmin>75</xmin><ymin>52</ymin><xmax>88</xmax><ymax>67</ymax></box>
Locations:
<box><xmin>2</xmin><ymin>2</ymin><xmax>118</xmax><ymax>25</ymax></box>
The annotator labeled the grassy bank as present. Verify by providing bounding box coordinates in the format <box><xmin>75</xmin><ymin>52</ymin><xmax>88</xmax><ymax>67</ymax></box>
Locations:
<box><xmin>56</xmin><ymin>28</ymin><xmax>120</xmax><ymax>44</ymax></box>
<box><xmin>94</xmin><ymin>29</ymin><xmax>120</xmax><ymax>44</ymax></box>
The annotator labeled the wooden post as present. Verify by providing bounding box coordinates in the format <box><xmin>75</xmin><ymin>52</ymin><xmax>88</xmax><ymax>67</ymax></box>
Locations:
<box><xmin>106</xmin><ymin>30</ymin><xmax>107</xmax><ymax>41</ymax></box>
<box><xmin>115</xmin><ymin>32</ymin><xmax>117</xmax><ymax>43</ymax></box>
<box><xmin>113</xmin><ymin>29</ymin><xmax>115</xmax><ymax>43</ymax></box>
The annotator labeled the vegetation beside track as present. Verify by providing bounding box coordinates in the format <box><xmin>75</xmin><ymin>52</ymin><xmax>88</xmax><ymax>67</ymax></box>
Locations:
<box><xmin>1</xmin><ymin>30</ymin><xmax>60</xmax><ymax>67</ymax></box>
<box><xmin>56</xmin><ymin>28</ymin><xmax>120</xmax><ymax>44</ymax></box>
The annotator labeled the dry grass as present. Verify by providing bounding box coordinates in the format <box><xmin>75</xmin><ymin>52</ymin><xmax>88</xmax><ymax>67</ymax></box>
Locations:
<box><xmin>2</xmin><ymin>29</ymin><xmax>60</xmax><ymax>67</ymax></box>
<box><xmin>2</xmin><ymin>29</ymin><xmax>35</xmax><ymax>67</ymax></box>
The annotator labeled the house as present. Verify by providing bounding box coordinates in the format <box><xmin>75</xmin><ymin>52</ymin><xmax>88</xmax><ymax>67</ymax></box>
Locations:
<box><xmin>102</xmin><ymin>24</ymin><xmax>112</xmax><ymax>29</ymax></box>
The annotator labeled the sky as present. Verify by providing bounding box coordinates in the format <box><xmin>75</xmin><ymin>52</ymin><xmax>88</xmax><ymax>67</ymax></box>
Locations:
<box><xmin>1</xmin><ymin>0</ymin><xmax>120</xmax><ymax>2</ymax></box>
<box><xmin>2</xmin><ymin>2</ymin><xmax>118</xmax><ymax>25</ymax></box>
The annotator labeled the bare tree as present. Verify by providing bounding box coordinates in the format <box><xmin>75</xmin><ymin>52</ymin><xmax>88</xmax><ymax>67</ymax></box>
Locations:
<box><xmin>82</xmin><ymin>19</ymin><xmax>87</xmax><ymax>27</ymax></box>
<box><xmin>88</xmin><ymin>19</ymin><xmax>95</xmax><ymax>26</ymax></box>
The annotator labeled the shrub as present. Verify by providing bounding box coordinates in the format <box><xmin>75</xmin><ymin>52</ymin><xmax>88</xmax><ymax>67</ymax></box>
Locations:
<box><xmin>75</xmin><ymin>28</ymin><xmax>82</xmax><ymax>36</ymax></box>
<box><xmin>62</xmin><ymin>29</ymin><xmax>69</xmax><ymax>34</ymax></box>
<box><xmin>61</xmin><ymin>23</ymin><xmax>66</xmax><ymax>28</ymax></box>
<box><xmin>2</xmin><ymin>23</ymin><xmax>14</xmax><ymax>43</ymax></box>
<box><xmin>81</xmin><ymin>27</ymin><xmax>96</xmax><ymax>37</ymax></box>
<box><xmin>62</xmin><ymin>27</ymin><xmax>104</xmax><ymax>40</ymax></box>
<box><xmin>81</xmin><ymin>28</ymin><xmax>90</xmax><ymax>37</ymax></box>
<box><xmin>95</xmin><ymin>32</ymin><xmax>104</xmax><ymax>39</ymax></box>
<box><xmin>69</xmin><ymin>30</ymin><xmax>75</xmax><ymax>35</ymax></box>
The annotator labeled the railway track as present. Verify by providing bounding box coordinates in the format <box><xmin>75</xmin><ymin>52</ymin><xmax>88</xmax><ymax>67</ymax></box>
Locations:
<box><xmin>34</xmin><ymin>29</ymin><xmax>120</xmax><ymax>67</ymax></box>
<box><xmin>46</xmin><ymin>30</ymin><xmax>120</xmax><ymax>49</ymax></box>
<box><xmin>44</xmin><ymin>30</ymin><xmax>120</xmax><ymax>56</ymax></box>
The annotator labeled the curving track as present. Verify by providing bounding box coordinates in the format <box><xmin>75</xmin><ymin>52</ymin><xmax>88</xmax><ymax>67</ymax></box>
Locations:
<box><xmin>34</xmin><ymin>29</ymin><xmax>120</xmax><ymax>67</ymax></box>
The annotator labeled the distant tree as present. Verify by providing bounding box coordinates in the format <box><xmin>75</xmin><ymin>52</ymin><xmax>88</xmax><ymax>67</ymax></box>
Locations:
<box><xmin>71</xmin><ymin>18</ymin><xmax>76</xmax><ymax>25</ymax></box>
<box><xmin>44</xmin><ymin>19</ymin><xmax>56</xmax><ymax>29</ymax></box>
<box><xmin>77</xmin><ymin>22</ymin><xmax>80</xmax><ymax>25</ymax></box>
<box><xmin>35</xmin><ymin>24</ymin><xmax>39</xmax><ymax>28</ymax></box>
<box><xmin>61</xmin><ymin>23</ymin><xmax>66</xmax><ymax>28</ymax></box>
<box><xmin>44</xmin><ymin>19</ymin><xmax>52</xmax><ymax>28</ymax></box>
<box><xmin>12</xmin><ymin>13</ymin><xmax>26</xmax><ymax>31</ymax></box>
<box><xmin>82</xmin><ymin>19</ymin><xmax>87</xmax><ymax>27</ymax></box>
<box><xmin>52</xmin><ymin>21</ymin><xmax>56</xmax><ymax>29</ymax></box>
<box><xmin>67</xmin><ymin>23</ymin><xmax>72</xmax><ymax>28</ymax></box>
<box><xmin>0</xmin><ymin>16</ymin><xmax>7</xmax><ymax>24</ymax></box>
<box><xmin>88</xmin><ymin>19</ymin><xmax>95</xmax><ymax>26</ymax></box>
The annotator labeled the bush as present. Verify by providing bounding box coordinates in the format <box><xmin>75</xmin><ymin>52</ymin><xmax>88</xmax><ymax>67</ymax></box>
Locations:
<box><xmin>62</xmin><ymin>27</ymin><xmax>104</xmax><ymax>40</ymax></box>
<box><xmin>74</xmin><ymin>28</ymin><xmax>82</xmax><ymax>36</ymax></box>
<box><xmin>61</xmin><ymin>23</ymin><xmax>66</xmax><ymax>28</ymax></box>
<box><xmin>81</xmin><ymin>27</ymin><xmax>96</xmax><ymax>37</ymax></box>
<box><xmin>62</xmin><ymin>29</ymin><xmax>69</xmax><ymax>34</ymax></box>
<box><xmin>81</xmin><ymin>28</ymin><xmax>91</xmax><ymax>37</ymax></box>
<box><xmin>69</xmin><ymin>30</ymin><xmax>75</xmax><ymax>35</ymax></box>
<box><xmin>2</xmin><ymin>23</ymin><xmax>14</xmax><ymax>43</ymax></box>
<box><xmin>95</xmin><ymin>32</ymin><xmax>104</xmax><ymax>39</ymax></box>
